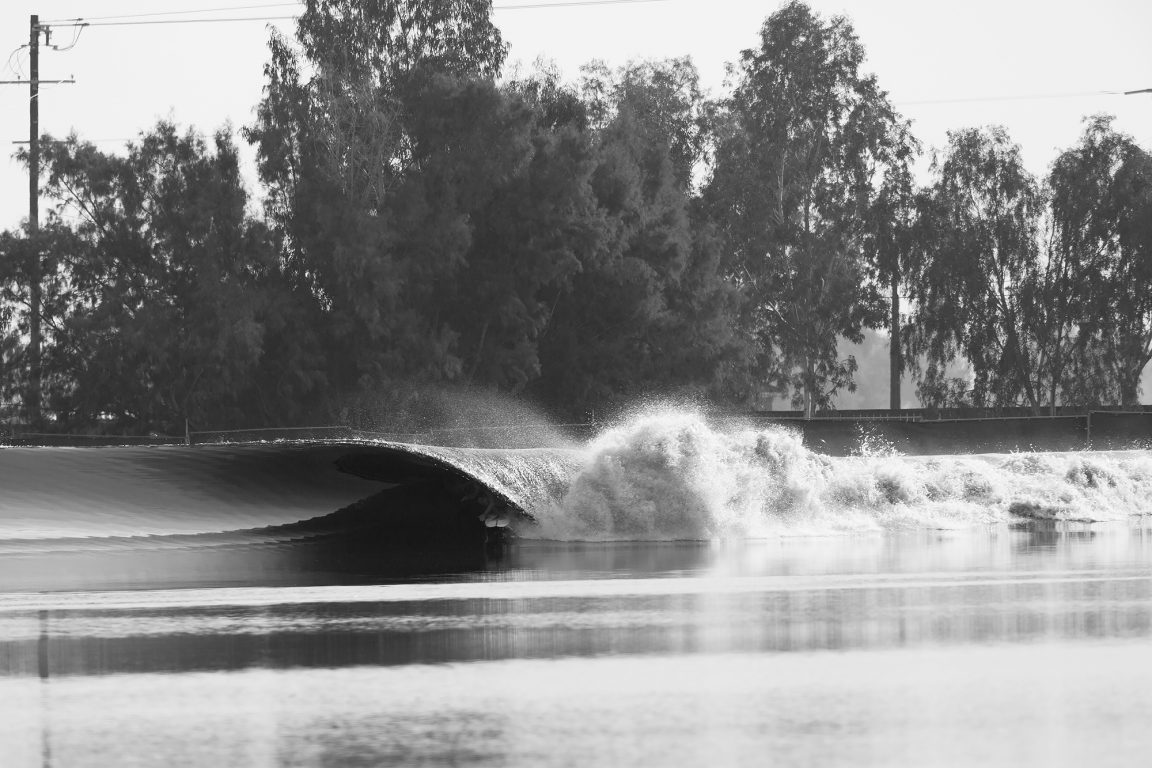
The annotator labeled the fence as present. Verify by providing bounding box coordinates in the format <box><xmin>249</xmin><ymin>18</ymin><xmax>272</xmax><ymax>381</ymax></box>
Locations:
<box><xmin>1</xmin><ymin>413</ymin><xmax>1150</xmax><ymax>454</ymax></box>
<box><xmin>0</xmin><ymin>421</ymin><xmax>597</xmax><ymax>448</ymax></box>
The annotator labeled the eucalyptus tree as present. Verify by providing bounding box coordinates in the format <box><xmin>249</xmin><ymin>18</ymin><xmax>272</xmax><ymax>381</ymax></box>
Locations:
<box><xmin>1048</xmin><ymin>116</ymin><xmax>1152</xmax><ymax>407</ymax></box>
<box><xmin>705</xmin><ymin>1</ymin><xmax>911</xmax><ymax>415</ymax></box>
<box><xmin>906</xmin><ymin>126</ymin><xmax>1049</xmax><ymax>412</ymax></box>
<box><xmin>863</xmin><ymin>128</ymin><xmax>919</xmax><ymax>411</ymax></box>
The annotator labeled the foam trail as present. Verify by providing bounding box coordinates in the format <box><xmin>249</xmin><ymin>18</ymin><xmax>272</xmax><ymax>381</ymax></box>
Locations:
<box><xmin>514</xmin><ymin>410</ymin><xmax>1152</xmax><ymax>541</ymax></box>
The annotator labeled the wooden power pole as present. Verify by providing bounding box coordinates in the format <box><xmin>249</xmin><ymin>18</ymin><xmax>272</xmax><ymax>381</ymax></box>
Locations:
<box><xmin>1</xmin><ymin>16</ymin><xmax>73</xmax><ymax>426</ymax></box>
<box><xmin>28</xmin><ymin>14</ymin><xmax>42</xmax><ymax>427</ymax></box>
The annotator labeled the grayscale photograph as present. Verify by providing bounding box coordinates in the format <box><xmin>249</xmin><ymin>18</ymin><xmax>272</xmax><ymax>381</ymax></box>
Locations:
<box><xmin>1</xmin><ymin>1</ymin><xmax>1151</xmax><ymax>765</ymax></box>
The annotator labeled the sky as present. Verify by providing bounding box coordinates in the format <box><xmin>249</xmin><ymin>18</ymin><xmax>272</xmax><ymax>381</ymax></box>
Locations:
<box><xmin>2</xmin><ymin>0</ymin><xmax>1150</xmax><ymax>229</ymax></box>
<box><xmin>1</xmin><ymin>0</ymin><xmax>1151</xmax><ymax>404</ymax></box>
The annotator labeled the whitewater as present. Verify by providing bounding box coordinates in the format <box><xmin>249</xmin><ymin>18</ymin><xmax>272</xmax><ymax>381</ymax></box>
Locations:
<box><xmin>2</xmin><ymin>409</ymin><xmax>1150</xmax><ymax>546</ymax></box>
<box><xmin>518</xmin><ymin>407</ymin><xmax>1152</xmax><ymax>541</ymax></box>
<box><xmin>521</xmin><ymin>410</ymin><xmax>1152</xmax><ymax>540</ymax></box>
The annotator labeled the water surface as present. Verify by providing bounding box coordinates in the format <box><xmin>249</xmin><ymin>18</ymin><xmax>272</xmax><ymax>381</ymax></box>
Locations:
<box><xmin>3</xmin><ymin>528</ymin><xmax>1152</xmax><ymax>767</ymax></box>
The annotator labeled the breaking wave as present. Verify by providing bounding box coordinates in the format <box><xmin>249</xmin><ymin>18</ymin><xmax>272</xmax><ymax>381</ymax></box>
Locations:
<box><xmin>520</xmin><ymin>410</ymin><xmax>1152</xmax><ymax>540</ymax></box>
<box><xmin>2</xmin><ymin>409</ymin><xmax>1151</xmax><ymax>548</ymax></box>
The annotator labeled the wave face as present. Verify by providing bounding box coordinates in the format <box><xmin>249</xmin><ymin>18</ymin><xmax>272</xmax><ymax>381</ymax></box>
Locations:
<box><xmin>518</xmin><ymin>411</ymin><xmax>1152</xmax><ymax>540</ymax></box>
<box><xmin>0</xmin><ymin>440</ymin><xmax>582</xmax><ymax>549</ymax></box>
<box><xmin>0</xmin><ymin>443</ymin><xmax>410</xmax><ymax>543</ymax></box>
<box><xmin>2</xmin><ymin>410</ymin><xmax>1151</xmax><ymax>547</ymax></box>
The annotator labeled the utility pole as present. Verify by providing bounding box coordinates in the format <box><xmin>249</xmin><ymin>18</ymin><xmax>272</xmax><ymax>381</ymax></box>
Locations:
<box><xmin>1</xmin><ymin>16</ymin><xmax>73</xmax><ymax>427</ymax></box>
<box><xmin>28</xmin><ymin>14</ymin><xmax>42</xmax><ymax>428</ymax></box>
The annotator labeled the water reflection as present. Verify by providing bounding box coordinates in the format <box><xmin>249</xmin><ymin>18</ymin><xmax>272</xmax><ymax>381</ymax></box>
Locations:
<box><xmin>9</xmin><ymin>643</ymin><xmax>1152</xmax><ymax>768</ymax></box>
<box><xmin>6</xmin><ymin>527</ymin><xmax>1152</xmax><ymax>767</ymax></box>
<box><xmin>3</xmin><ymin>527</ymin><xmax>1152</xmax><ymax>678</ymax></box>
<box><xmin>0</xmin><ymin>534</ymin><xmax>502</xmax><ymax>593</ymax></box>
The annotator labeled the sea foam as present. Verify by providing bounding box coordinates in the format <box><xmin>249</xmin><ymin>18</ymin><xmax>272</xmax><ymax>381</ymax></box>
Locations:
<box><xmin>519</xmin><ymin>409</ymin><xmax>1152</xmax><ymax>540</ymax></box>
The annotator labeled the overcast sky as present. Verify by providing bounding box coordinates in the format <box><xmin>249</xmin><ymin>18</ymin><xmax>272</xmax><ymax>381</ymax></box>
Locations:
<box><xmin>3</xmin><ymin>0</ymin><xmax>1150</xmax><ymax>231</ymax></box>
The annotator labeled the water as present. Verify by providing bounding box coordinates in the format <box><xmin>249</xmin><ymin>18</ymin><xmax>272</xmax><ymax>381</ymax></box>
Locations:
<box><xmin>3</xmin><ymin>411</ymin><xmax>1152</xmax><ymax>766</ymax></box>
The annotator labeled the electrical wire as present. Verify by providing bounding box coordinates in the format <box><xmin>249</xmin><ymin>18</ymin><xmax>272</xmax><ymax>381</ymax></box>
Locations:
<box><xmin>4</xmin><ymin>44</ymin><xmax>28</xmax><ymax>80</ymax></box>
<box><xmin>41</xmin><ymin>0</ymin><xmax>673</xmax><ymax>26</ymax></box>
<box><xmin>897</xmin><ymin>91</ymin><xmax>1124</xmax><ymax>107</ymax></box>
<box><xmin>493</xmin><ymin>0</ymin><xmax>668</xmax><ymax>8</ymax></box>
<box><xmin>48</xmin><ymin>17</ymin><xmax>299</xmax><ymax>28</ymax></box>
<box><xmin>39</xmin><ymin>3</ymin><xmax>304</xmax><ymax>24</ymax></box>
<box><xmin>9</xmin><ymin>138</ymin><xmax>133</xmax><ymax>144</ymax></box>
<box><xmin>24</xmin><ymin>4</ymin><xmax>1141</xmax><ymax>105</ymax></box>
<box><xmin>495</xmin><ymin>0</ymin><xmax>671</xmax><ymax>9</ymax></box>
<box><xmin>49</xmin><ymin>24</ymin><xmax>86</xmax><ymax>53</ymax></box>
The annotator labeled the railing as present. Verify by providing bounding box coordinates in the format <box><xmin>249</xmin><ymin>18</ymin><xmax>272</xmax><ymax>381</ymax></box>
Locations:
<box><xmin>751</xmin><ymin>405</ymin><xmax>1152</xmax><ymax>421</ymax></box>
<box><xmin>0</xmin><ymin>421</ymin><xmax>599</xmax><ymax>448</ymax></box>
<box><xmin>1</xmin><ymin>411</ymin><xmax>1150</xmax><ymax>448</ymax></box>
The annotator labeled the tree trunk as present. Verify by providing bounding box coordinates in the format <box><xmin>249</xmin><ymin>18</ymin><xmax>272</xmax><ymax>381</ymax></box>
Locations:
<box><xmin>804</xmin><ymin>356</ymin><xmax>815</xmax><ymax>419</ymax></box>
<box><xmin>889</xmin><ymin>273</ymin><xmax>900</xmax><ymax>412</ymax></box>
<box><xmin>466</xmin><ymin>319</ymin><xmax>489</xmax><ymax>382</ymax></box>
<box><xmin>1120</xmin><ymin>375</ymin><xmax>1140</xmax><ymax>409</ymax></box>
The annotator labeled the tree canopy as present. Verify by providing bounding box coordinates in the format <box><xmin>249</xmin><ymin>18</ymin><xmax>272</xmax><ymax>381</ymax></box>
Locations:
<box><xmin>704</xmin><ymin>1</ymin><xmax>913</xmax><ymax>415</ymax></box>
<box><xmin>2</xmin><ymin>0</ymin><xmax>1150</xmax><ymax>434</ymax></box>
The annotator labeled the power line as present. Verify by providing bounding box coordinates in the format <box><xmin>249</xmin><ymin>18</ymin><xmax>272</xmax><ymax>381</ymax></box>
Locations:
<box><xmin>10</xmin><ymin>137</ymin><xmax>130</xmax><ymax>144</ymax></box>
<box><xmin>42</xmin><ymin>0</ymin><xmax>673</xmax><ymax>27</ymax></box>
<box><xmin>4</xmin><ymin>44</ymin><xmax>28</xmax><ymax>80</ymax></box>
<box><xmin>48</xmin><ymin>24</ymin><xmax>85</xmax><ymax>52</ymax></box>
<box><xmin>897</xmin><ymin>90</ymin><xmax>1124</xmax><ymax>107</ymax></box>
<box><xmin>49</xmin><ymin>16</ymin><xmax>298</xmax><ymax>28</ymax></box>
<box><xmin>40</xmin><ymin>3</ymin><xmax>303</xmax><ymax>23</ymax></box>
<box><xmin>495</xmin><ymin>0</ymin><xmax>672</xmax><ymax>9</ymax></box>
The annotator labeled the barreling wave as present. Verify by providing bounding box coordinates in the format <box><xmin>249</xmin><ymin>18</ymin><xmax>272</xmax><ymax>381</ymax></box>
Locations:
<box><xmin>0</xmin><ymin>441</ymin><xmax>578</xmax><ymax>551</ymax></box>
<box><xmin>2</xmin><ymin>409</ymin><xmax>1151</xmax><ymax>549</ymax></box>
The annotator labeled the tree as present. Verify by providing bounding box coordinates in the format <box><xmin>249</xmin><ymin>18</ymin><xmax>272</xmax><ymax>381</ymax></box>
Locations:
<box><xmin>295</xmin><ymin>0</ymin><xmax>506</xmax><ymax>84</ymax></box>
<box><xmin>417</xmin><ymin>68</ymin><xmax>603</xmax><ymax>393</ymax></box>
<box><xmin>532</xmin><ymin>58</ymin><xmax>747</xmax><ymax>418</ymax></box>
<box><xmin>862</xmin><ymin>125</ymin><xmax>919</xmax><ymax>411</ymax></box>
<box><xmin>0</xmin><ymin>223</ymin><xmax>86</xmax><ymax>422</ymax></box>
<box><xmin>579</xmin><ymin>57</ymin><xmax>711</xmax><ymax>191</ymax></box>
<box><xmin>906</xmin><ymin>126</ymin><xmax>1049</xmax><ymax>411</ymax></box>
<box><xmin>1048</xmin><ymin>116</ymin><xmax>1152</xmax><ymax>407</ymax></box>
<box><xmin>705</xmin><ymin>1</ymin><xmax>907</xmax><ymax>415</ymax></box>
<box><xmin>12</xmin><ymin>124</ymin><xmax>308</xmax><ymax>433</ymax></box>
<box><xmin>246</xmin><ymin>0</ymin><xmax>515</xmax><ymax>402</ymax></box>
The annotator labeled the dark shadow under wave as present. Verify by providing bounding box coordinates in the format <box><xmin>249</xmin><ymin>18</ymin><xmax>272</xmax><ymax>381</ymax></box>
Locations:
<box><xmin>0</xmin><ymin>441</ymin><xmax>566</xmax><ymax>556</ymax></box>
<box><xmin>0</xmin><ymin>441</ymin><xmax>549</xmax><ymax>592</ymax></box>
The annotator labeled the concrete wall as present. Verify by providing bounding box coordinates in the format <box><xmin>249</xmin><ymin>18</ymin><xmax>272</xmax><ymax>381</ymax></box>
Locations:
<box><xmin>1088</xmin><ymin>412</ymin><xmax>1152</xmax><ymax>451</ymax></box>
<box><xmin>754</xmin><ymin>413</ymin><xmax>1151</xmax><ymax>457</ymax></box>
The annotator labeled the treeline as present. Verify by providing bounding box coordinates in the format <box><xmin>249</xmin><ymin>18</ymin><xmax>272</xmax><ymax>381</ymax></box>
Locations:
<box><xmin>1</xmin><ymin>0</ymin><xmax>1150</xmax><ymax>435</ymax></box>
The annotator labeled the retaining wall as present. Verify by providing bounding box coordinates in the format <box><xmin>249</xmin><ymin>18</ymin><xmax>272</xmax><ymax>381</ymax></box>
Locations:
<box><xmin>754</xmin><ymin>413</ymin><xmax>1151</xmax><ymax>457</ymax></box>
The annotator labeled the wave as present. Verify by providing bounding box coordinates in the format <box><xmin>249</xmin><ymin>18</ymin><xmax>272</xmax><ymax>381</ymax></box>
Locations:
<box><xmin>518</xmin><ymin>410</ymin><xmax>1152</xmax><ymax>540</ymax></box>
<box><xmin>2</xmin><ymin>410</ymin><xmax>1151</xmax><ymax>548</ymax></box>
<box><xmin>0</xmin><ymin>440</ymin><xmax>581</xmax><ymax>552</ymax></box>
